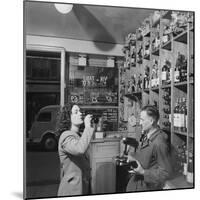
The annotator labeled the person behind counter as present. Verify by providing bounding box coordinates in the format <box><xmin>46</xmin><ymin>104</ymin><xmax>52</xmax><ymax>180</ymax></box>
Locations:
<box><xmin>57</xmin><ymin>105</ymin><xmax>96</xmax><ymax>196</ymax></box>
<box><xmin>126</xmin><ymin>105</ymin><xmax>172</xmax><ymax>192</ymax></box>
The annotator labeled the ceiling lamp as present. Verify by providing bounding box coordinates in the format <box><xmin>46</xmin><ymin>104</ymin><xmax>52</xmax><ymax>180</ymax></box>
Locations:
<box><xmin>54</xmin><ymin>3</ymin><xmax>73</xmax><ymax>14</ymax></box>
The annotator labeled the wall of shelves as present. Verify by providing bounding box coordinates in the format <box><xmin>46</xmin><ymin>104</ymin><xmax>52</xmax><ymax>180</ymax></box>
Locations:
<box><xmin>119</xmin><ymin>10</ymin><xmax>194</xmax><ymax>186</ymax></box>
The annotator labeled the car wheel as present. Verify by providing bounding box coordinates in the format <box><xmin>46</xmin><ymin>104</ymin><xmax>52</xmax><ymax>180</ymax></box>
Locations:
<box><xmin>42</xmin><ymin>136</ymin><xmax>57</xmax><ymax>151</ymax></box>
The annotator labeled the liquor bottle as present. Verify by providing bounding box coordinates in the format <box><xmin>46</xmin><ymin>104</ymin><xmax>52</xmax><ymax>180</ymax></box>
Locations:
<box><xmin>151</xmin><ymin>66</ymin><xmax>156</xmax><ymax>88</ymax></box>
<box><xmin>181</xmin><ymin>97</ymin><xmax>187</xmax><ymax>132</ymax></box>
<box><xmin>174</xmin><ymin>65</ymin><xmax>180</xmax><ymax>83</ymax></box>
<box><xmin>180</xmin><ymin>54</ymin><xmax>187</xmax><ymax>82</ymax></box>
<box><xmin>166</xmin><ymin>60</ymin><xmax>172</xmax><ymax>84</ymax></box>
<box><xmin>174</xmin><ymin>99</ymin><xmax>179</xmax><ymax>131</ymax></box>
<box><xmin>177</xmin><ymin>98</ymin><xmax>183</xmax><ymax>132</ymax></box>
<box><xmin>155</xmin><ymin>62</ymin><xmax>159</xmax><ymax>87</ymax></box>
<box><xmin>187</xmin><ymin>151</ymin><xmax>194</xmax><ymax>184</ymax></box>
<box><xmin>137</xmin><ymin>44</ymin><xmax>143</xmax><ymax>64</ymax></box>
<box><xmin>176</xmin><ymin>52</ymin><xmax>187</xmax><ymax>82</ymax></box>
<box><xmin>144</xmin><ymin>40</ymin><xmax>150</xmax><ymax>59</ymax></box>
<box><xmin>181</xmin><ymin>143</ymin><xmax>187</xmax><ymax>176</ymax></box>
<box><xmin>161</xmin><ymin>60</ymin><xmax>169</xmax><ymax>85</ymax></box>
<box><xmin>144</xmin><ymin>65</ymin><xmax>150</xmax><ymax>89</ymax></box>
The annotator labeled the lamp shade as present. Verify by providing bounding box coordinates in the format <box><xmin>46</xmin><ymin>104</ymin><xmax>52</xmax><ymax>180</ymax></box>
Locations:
<box><xmin>54</xmin><ymin>3</ymin><xmax>73</xmax><ymax>14</ymax></box>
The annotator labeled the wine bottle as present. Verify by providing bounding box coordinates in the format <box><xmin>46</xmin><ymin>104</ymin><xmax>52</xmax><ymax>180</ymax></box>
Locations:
<box><xmin>161</xmin><ymin>60</ymin><xmax>169</xmax><ymax>85</ymax></box>
<box><xmin>187</xmin><ymin>152</ymin><xmax>193</xmax><ymax>184</ymax></box>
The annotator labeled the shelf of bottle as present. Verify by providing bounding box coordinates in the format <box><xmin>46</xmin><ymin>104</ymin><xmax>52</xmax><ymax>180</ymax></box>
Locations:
<box><xmin>161</xmin><ymin>84</ymin><xmax>171</xmax><ymax>89</ymax></box>
<box><xmin>174</xmin><ymin>81</ymin><xmax>187</xmax><ymax>87</ymax></box>
<box><xmin>174</xmin><ymin>30</ymin><xmax>187</xmax><ymax>44</ymax></box>
<box><xmin>161</xmin><ymin>40</ymin><xmax>172</xmax><ymax>51</ymax></box>
<box><xmin>151</xmin><ymin>48</ymin><xmax>159</xmax><ymax>56</ymax></box>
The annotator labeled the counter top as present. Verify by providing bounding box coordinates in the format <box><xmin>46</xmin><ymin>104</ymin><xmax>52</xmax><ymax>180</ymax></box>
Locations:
<box><xmin>91</xmin><ymin>137</ymin><xmax>121</xmax><ymax>143</ymax></box>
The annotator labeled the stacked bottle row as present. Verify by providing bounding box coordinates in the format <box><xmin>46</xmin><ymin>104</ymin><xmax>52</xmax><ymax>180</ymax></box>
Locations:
<box><xmin>162</xmin><ymin>88</ymin><xmax>171</xmax><ymax>129</ymax></box>
<box><xmin>174</xmin><ymin>97</ymin><xmax>187</xmax><ymax>133</ymax></box>
<box><xmin>176</xmin><ymin>142</ymin><xmax>193</xmax><ymax>184</ymax></box>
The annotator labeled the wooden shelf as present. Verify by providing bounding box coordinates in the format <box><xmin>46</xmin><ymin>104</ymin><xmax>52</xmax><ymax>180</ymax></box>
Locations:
<box><xmin>161</xmin><ymin>84</ymin><xmax>171</xmax><ymax>89</ymax></box>
<box><xmin>174</xmin><ymin>130</ymin><xmax>187</xmax><ymax>137</ymax></box>
<box><xmin>161</xmin><ymin>40</ymin><xmax>172</xmax><ymax>50</ymax></box>
<box><xmin>174</xmin><ymin>81</ymin><xmax>187</xmax><ymax>86</ymax></box>
<box><xmin>143</xmin><ymin>31</ymin><xmax>150</xmax><ymax>37</ymax></box>
<box><xmin>143</xmin><ymin>55</ymin><xmax>150</xmax><ymax>60</ymax></box>
<box><xmin>174</xmin><ymin>30</ymin><xmax>187</xmax><ymax>44</ymax></box>
<box><xmin>151</xmin><ymin>87</ymin><xmax>159</xmax><ymax>92</ymax></box>
<box><xmin>143</xmin><ymin>88</ymin><xmax>150</xmax><ymax>93</ymax></box>
<box><xmin>151</xmin><ymin>48</ymin><xmax>159</xmax><ymax>56</ymax></box>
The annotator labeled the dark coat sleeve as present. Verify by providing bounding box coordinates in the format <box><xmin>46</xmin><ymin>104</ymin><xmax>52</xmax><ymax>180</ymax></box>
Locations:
<box><xmin>143</xmin><ymin>140</ymin><xmax>172</xmax><ymax>185</ymax></box>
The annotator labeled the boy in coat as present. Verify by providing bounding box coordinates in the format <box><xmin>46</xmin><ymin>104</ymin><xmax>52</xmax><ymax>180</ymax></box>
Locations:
<box><xmin>126</xmin><ymin>105</ymin><xmax>172</xmax><ymax>192</ymax></box>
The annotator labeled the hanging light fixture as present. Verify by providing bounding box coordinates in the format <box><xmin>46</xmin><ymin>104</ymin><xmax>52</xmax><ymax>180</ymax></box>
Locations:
<box><xmin>54</xmin><ymin>3</ymin><xmax>73</xmax><ymax>14</ymax></box>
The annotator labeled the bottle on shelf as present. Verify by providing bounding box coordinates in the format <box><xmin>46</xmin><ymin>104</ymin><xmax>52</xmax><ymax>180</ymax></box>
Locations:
<box><xmin>174</xmin><ymin>64</ymin><xmax>180</xmax><ymax>83</ymax></box>
<box><xmin>151</xmin><ymin>59</ymin><xmax>159</xmax><ymax>88</ymax></box>
<box><xmin>137</xmin><ymin>28</ymin><xmax>143</xmax><ymax>40</ymax></box>
<box><xmin>143</xmin><ymin>65</ymin><xmax>150</xmax><ymax>89</ymax></box>
<box><xmin>181</xmin><ymin>143</ymin><xmax>188</xmax><ymax>177</ymax></box>
<box><xmin>136</xmin><ymin>74</ymin><xmax>143</xmax><ymax>92</ymax></box>
<box><xmin>137</xmin><ymin>44</ymin><xmax>143</xmax><ymax>64</ymax></box>
<box><xmin>186</xmin><ymin>151</ymin><xmax>194</xmax><ymax>184</ymax></box>
<box><xmin>181</xmin><ymin>97</ymin><xmax>187</xmax><ymax>132</ymax></box>
<box><xmin>144</xmin><ymin>40</ymin><xmax>150</xmax><ymax>59</ymax></box>
<box><xmin>175</xmin><ymin>52</ymin><xmax>187</xmax><ymax>82</ymax></box>
<box><xmin>162</xmin><ymin>25</ymin><xmax>172</xmax><ymax>45</ymax></box>
<box><xmin>161</xmin><ymin>59</ymin><xmax>170</xmax><ymax>85</ymax></box>
<box><xmin>174</xmin><ymin>98</ymin><xmax>180</xmax><ymax>132</ymax></box>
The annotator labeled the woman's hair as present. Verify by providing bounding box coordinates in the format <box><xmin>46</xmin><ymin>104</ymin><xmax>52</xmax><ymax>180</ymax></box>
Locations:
<box><xmin>55</xmin><ymin>103</ymin><xmax>72</xmax><ymax>135</ymax></box>
<box><xmin>141</xmin><ymin>105</ymin><xmax>160</xmax><ymax>125</ymax></box>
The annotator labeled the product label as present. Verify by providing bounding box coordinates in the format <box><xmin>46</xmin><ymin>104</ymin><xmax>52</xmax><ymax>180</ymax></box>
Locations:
<box><xmin>169</xmin><ymin>114</ymin><xmax>171</xmax><ymax>123</ymax></box>
<box><xmin>174</xmin><ymin>70</ymin><xmax>180</xmax><ymax>82</ymax></box>
<box><xmin>174</xmin><ymin>113</ymin><xmax>177</xmax><ymax>127</ymax></box>
<box><xmin>179</xmin><ymin>113</ymin><xmax>184</xmax><ymax>128</ymax></box>
<box><xmin>162</xmin><ymin>72</ymin><xmax>167</xmax><ymax>81</ymax></box>
<box><xmin>156</xmin><ymin>78</ymin><xmax>159</xmax><ymax>86</ymax></box>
